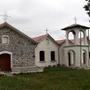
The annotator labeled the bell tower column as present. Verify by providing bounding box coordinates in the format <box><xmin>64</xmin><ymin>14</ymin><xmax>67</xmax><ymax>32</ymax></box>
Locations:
<box><xmin>66</xmin><ymin>31</ymin><xmax>69</xmax><ymax>45</ymax></box>
<box><xmin>84</xmin><ymin>30</ymin><xmax>87</xmax><ymax>45</ymax></box>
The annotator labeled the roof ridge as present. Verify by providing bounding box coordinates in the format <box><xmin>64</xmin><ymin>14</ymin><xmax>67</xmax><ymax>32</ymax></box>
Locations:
<box><xmin>0</xmin><ymin>22</ymin><xmax>37</xmax><ymax>44</ymax></box>
<box><xmin>33</xmin><ymin>34</ymin><xmax>48</xmax><ymax>39</ymax></box>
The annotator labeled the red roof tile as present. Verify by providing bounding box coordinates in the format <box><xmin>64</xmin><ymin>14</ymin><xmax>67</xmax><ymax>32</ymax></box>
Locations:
<box><xmin>33</xmin><ymin>34</ymin><xmax>48</xmax><ymax>43</ymax></box>
<box><xmin>33</xmin><ymin>34</ymin><xmax>59</xmax><ymax>46</ymax></box>
<box><xmin>56</xmin><ymin>39</ymin><xmax>75</xmax><ymax>46</ymax></box>
<box><xmin>56</xmin><ymin>39</ymin><xmax>65</xmax><ymax>45</ymax></box>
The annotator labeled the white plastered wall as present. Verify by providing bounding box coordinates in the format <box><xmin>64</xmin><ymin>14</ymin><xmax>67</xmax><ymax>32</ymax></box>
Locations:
<box><xmin>63</xmin><ymin>46</ymin><xmax>89</xmax><ymax>68</ymax></box>
<box><xmin>35</xmin><ymin>38</ymin><xmax>58</xmax><ymax>67</ymax></box>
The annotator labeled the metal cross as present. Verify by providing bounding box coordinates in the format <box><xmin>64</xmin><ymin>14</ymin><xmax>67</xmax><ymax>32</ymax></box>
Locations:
<box><xmin>0</xmin><ymin>12</ymin><xmax>10</xmax><ymax>22</ymax></box>
<box><xmin>74</xmin><ymin>17</ymin><xmax>77</xmax><ymax>24</ymax></box>
<box><xmin>45</xmin><ymin>28</ymin><xmax>48</xmax><ymax>34</ymax></box>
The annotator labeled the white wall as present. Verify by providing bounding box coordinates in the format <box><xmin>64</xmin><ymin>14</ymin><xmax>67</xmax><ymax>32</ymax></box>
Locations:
<box><xmin>35</xmin><ymin>38</ymin><xmax>58</xmax><ymax>67</ymax></box>
<box><xmin>63</xmin><ymin>46</ymin><xmax>89</xmax><ymax>68</ymax></box>
<box><xmin>58</xmin><ymin>42</ymin><xmax>66</xmax><ymax>65</ymax></box>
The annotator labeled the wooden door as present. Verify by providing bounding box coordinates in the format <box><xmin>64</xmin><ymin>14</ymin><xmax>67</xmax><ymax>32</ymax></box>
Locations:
<box><xmin>0</xmin><ymin>54</ymin><xmax>11</xmax><ymax>71</ymax></box>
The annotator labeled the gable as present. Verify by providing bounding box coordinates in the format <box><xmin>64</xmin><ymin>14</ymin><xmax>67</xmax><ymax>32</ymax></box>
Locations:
<box><xmin>0</xmin><ymin>22</ymin><xmax>37</xmax><ymax>45</ymax></box>
<box><xmin>33</xmin><ymin>34</ymin><xmax>59</xmax><ymax>46</ymax></box>
<box><xmin>36</xmin><ymin>37</ymin><xmax>58</xmax><ymax>50</ymax></box>
<box><xmin>33</xmin><ymin>34</ymin><xmax>48</xmax><ymax>43</ymax></box>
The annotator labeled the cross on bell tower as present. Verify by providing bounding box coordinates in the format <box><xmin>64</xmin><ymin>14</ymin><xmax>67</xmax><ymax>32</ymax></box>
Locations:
<box><xmin>62</xmin><ymin>24</ymin><xmax>89</xmax><ymax>45</ymax></box>
<box><xmin>74</xmin><ymin>17</ymin><xmax>77</xmax><ymax>24</ymax></box>
<box><xmin>61</xmin><ymin>24</ymin><xmax>90</xmax><ymax>68</ymax></box>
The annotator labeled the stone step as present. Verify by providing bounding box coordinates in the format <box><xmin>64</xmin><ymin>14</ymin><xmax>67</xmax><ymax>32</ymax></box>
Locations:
<box><xmin>12</xmin><ymin>66</ymin><xmax>43</xmax><ymax>74</ymax></box>
<box><xmin>0</xmin><ymin>66</ymin><xmax>43</xmax><ymax>75</ymax></box>
<box><xmin>0</xmin><ymin>72</ymin><xmax>13</xmax><ymax>76</ymax></box>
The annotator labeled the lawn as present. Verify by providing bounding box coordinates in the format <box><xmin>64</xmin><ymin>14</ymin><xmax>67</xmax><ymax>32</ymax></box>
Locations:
<box><xmin>0</xmin><ymin>67</ymin><xmax>90</xmax><ymax>90</ymax></box>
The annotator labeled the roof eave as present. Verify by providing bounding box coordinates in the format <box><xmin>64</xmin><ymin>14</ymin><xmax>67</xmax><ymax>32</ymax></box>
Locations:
<box><xmin>61</xmin><ymin>25</ymin><xmax>90</xmax><ymax>30</ymax></box>
<box><xmin>0</xmin><ymin>22</ymin><xmax>37</xmax><ymax>44</ymax></box>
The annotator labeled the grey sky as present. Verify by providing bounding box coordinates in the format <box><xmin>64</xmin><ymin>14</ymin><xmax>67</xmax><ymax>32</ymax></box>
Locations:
<box><xmin>0</xmin><ymin>0</ymin><xmax>89</xmax><ymax>40</ymax></box>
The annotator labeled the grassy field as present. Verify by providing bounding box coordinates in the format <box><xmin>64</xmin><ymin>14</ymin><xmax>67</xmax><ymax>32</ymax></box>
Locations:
<box><xmin>0</xmin><ymin>67</ymin><xmax>90</xmax><ymax>90</ymax></box>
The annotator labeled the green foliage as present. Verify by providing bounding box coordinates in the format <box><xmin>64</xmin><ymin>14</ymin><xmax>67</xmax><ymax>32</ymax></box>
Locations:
<box><xmin>1</xmin><ymin>67</ymin><xmax>90</xmax><ymax>90</ymax></box>
<box><xmin>84</xmin><ymin>0</ymin><xmax>90</xmax><ymax>17</ymax></box>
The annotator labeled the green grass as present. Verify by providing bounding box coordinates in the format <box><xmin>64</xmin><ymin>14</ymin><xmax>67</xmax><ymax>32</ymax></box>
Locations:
<box><xmin>0</xmin><ymin>67</ymin><xmax>90</xmax><ymax>90</ymax></box>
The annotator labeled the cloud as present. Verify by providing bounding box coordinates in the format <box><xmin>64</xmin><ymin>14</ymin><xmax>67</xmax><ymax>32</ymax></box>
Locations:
<box><xmin>0</xmin><ymin>0</ymin><xmax>19</xmax><ymax>11</ymax></box>
<box><xmin>0</xmin><ymin>0</ymin><xmax>89</xmax><ymax>40</ymax></box>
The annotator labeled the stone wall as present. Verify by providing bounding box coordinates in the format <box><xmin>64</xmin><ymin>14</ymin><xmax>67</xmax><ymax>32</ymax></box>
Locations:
<box><xmin>0</xmin><ymin>27</ymin><xmax>36</xmax><ymax>71</ymax></box>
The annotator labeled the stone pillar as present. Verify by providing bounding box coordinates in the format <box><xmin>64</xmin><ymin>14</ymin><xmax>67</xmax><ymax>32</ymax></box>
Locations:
<box><xmin>74</xmin><ymin>30</ymin><xmax>79</xmax><ymax>45</ymax></box>
<box><xmin>86</xmin><ymin>49</ymin><xmax>89</xmax><ymax>67</ymax></box>
<box><xmin>70</xmin><ymin>51</ymin><xmax>74</xmax><ymax>66</ymax></box>
<box><xmin>84</xmin><ymin>30</ymin><xmax>87</xmax><ymax>45</ymax></box>
<box><xmin>75</xmin><ymin>48</ymin><xmax>81</xmax><ymax>67</ymax></box>
<box><xmin>66</xmin><ymin>31</ymin><xmax>69</xmax><ymax>46</ymax></box>
<box><xmin>64</xmin><ymin>49</ymin><xmax>69</xmax><ymax>67</ymax></box>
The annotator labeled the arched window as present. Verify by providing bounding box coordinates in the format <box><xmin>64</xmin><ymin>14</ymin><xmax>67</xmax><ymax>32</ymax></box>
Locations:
<box><xmin>82</xmin><ymin>50</ymin><xmax>87</xmax><ymax>65</ymax></box>
<box><xmin>78</xmin><ymin>31</ymin><xmax>85</xmax><ymax>44</ymax></box>
<box><xmin>68</xmin><ymin>31</ymin><xmax>76</xmax><ymax>40</ymax></box>
<box><xmin>2</xmin><ymin>35</ymin><xmax>9</xmax><ymax>44</ymax></box>
<box><xmin>51</xmin><ymin>51</ymin><xmax>55</xmax><ymax>61</ymax></box>
<box><xmin>78</xmin><ymin>30</ymin><xmax>84</xmax><ymax>39</ymax></box>
<box><xmin>68</xmin><ymin>50</ymin><xmax>75</xmax><ymax>66</ymax></box>
<box><xmin>89</xmin><ymin>52</ymin><xmax>90</xmax><ymax>59</ymax></box>
<box><xmin>39</xmin><ymin>51</ymin><xmax>45</xmax><ymax>61</ymax></box>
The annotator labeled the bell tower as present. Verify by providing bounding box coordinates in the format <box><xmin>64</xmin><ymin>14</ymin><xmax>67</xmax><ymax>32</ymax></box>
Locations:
<box><xmin>62</xmin><ymin>24</ymin><xmax>89</xmax><ymax>45</ymax></box>
<box><xmin>61</xmin><ymin>24</ymin><xmax>90</xmax><ymax>68</ymax></box>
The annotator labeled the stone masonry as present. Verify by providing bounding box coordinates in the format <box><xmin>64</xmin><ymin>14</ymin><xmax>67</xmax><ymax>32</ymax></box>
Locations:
<box><xmin>0</xmin><ymin>23</ymin><xmax>43</xmax><ymax>73</ymax></box>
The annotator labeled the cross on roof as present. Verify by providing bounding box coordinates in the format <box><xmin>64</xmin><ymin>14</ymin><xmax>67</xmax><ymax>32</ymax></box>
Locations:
<box><xmin>74</xmin><ymin>17</ymin><xmax>77</xmax><ymax>24</ymax></box>
<box><xmin>45</xmin><ymin>28</ymin><xmax>48</xmax><ymax>34</ymax></box>
<box><xmin>0</xmin><ymin>12</ymin><xmax>10</xmax><ymax>22</ymax></box>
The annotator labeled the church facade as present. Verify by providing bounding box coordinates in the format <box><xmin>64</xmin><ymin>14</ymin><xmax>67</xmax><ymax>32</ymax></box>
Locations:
<box><xmin>34</xmin><ymin>24</ymin><xmax>90</xmax><ymax>69</ymax></box>
<box><xmin>0</xmin><ymin>22</ymin><xmax>43</xmax><ymax>74</ymax></box>
<box><xmin>60</xmin><ymin>24</ymin><xmax>90</xmax><ymax>68</ymax></box>
<box><xmin>0</xmin><ymin>22</ymin><xmax>90</xmax><ymax>74</ymax></box>
<box><xmin>33</xmin><ymin>34</ymin><xmax>59</xmax><ymax>67</ymax></box>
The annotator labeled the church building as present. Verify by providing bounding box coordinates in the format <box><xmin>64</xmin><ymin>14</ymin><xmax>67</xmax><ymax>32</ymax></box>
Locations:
<box><xmin>0</xmin><ymin>21</ymin><xmax>90</xmax><ymax>74</ymax></box>
<box><xmin>33</xmin><ymin>34</ymin><xmax>59</xmax><ymax>67</ymax></box>
<box><xmin>60</xmin><ymin>24</ymin><xmax>90</xmax><ymax>68</ymax></box>
<box><xmin>33</xmin><ymin>23</ymin><xmax>90</xmax><ymax>69</ymax></box>
<box><xmin>0</xmin><ymin>22</ymin><xmax>43</xmax><ymax>74</ymax></box>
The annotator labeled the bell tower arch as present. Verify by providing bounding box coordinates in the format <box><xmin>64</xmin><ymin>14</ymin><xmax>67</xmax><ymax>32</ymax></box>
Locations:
<box><xmin>63</xmin><ymin>24</ymin><xmax>88</xmax><ymax>45</ymax></box>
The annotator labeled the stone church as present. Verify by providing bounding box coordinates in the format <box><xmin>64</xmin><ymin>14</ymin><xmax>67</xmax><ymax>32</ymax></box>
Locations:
<box><xmin>0</xmin><ymin>22</ymin><xmax>42</xmax><ymax>74</ymax></box>
<box><xmin>0</xmin><ymin>21</ymin><xmax>90</xmax><ymax>74</ymax></box>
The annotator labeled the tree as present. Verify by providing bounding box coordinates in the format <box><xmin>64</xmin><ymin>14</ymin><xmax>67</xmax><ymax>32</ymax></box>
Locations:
<box><xmin>84</xmin><ymin>0</ymin><xmax>90</xmax><ymax>17</ymax></box>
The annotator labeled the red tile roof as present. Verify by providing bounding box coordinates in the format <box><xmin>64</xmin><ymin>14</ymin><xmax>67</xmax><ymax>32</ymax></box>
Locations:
<box><xmin>56</xmin><ymin>39</ymin><xmax>74</xmax><ymax>46</ymax></box>
<box><xmin>33</xmin><ymin>34</ymin><xmax>48</xmax><ymax>43</ymax></box>
<box><xmin>33</xmin><ymin>34</ymin><xmax>87</xmax><ymax>46</ymax></box>
<box><xmin>56</xmin><ymin>39</ymin><xmax>65</xmax><ymax>45</ymax></box>
<box><xmin>33</xmin><ymin>34</ymin><xmax>59</xmax><ymax>46</ymax></box>
<box><xmin>56</xmin><ymin>37</ymin><xmax>86</xmax><ymax>46</ymax></box>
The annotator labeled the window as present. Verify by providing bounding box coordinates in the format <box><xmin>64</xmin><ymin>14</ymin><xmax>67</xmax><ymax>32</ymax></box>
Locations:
<box><xmin>83</xmin><ymin>52</ymin><xmax>86</xmax><ymax>64</ymax></box>
<box><xmin>2</xmin><ymin>35</ymin><xmax>9</xmax><ymax>44</ymax></box>
<box><xmin>51</xmin><ymin>51</ymin><xmax>55</xmax><ymax>61</ymax></box>
<box><xmin>39</xmin><ymin>51</ymin><xmax>45</xmax><ymax>61</ymax></box>
<box><xmin>89</xmin><ymin>52</ymin><xmax>90</xmax><ymax>59</ymax></box>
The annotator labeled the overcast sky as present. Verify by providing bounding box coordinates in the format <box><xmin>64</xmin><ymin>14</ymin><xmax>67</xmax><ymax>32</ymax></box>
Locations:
<box><xmin>0</xmin><ymin>0</ymin><xmax>89</xmax><ymax>40</ymax></box>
